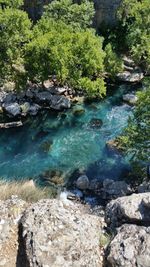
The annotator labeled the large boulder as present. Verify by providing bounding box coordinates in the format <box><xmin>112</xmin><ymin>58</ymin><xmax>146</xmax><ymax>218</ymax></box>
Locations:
<box><xmin>3</xmin><ymin>102</ymin><xmax>21</xmax><ymax>117</ymax></box>
<box><xmin>107</xmin><ymin>224</ymin><xmax>150</xmax><ymax>267</ymax></box>
<box><xmin>34</xmin><ymin>91</ymin><xmax>52</xmax><ymax>104</ymax></box>
<box><xmin>0</xmin><ymin>196</ymin><xmax>27</xmax><ymax>267</ymax></box>
<box><xmin>20</xmin><ymin>199</ymin><xmax>103</xmax><ymax>267</ymax></box>
<box><xmin>106</xmin><ymin>193</ymin><xmax>150</xmax><ymax>228</ymax></box>
<box><xmin>50</xmin><ymin>95</ymin><xmax>71</xmax><ymax>110</ymax></box>
<box><xmin>102</xmin><ymin>179</ymin><xmax>132</xmax><ymax>199</ymax></box>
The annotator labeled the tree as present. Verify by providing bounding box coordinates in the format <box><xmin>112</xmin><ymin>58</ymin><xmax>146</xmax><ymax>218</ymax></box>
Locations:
<box><xmin>118</xmin><ymin>83</ymin><xmax>150</xmax><ymax>164</ymax></box>
<box><xmin>104</xmin><ymin>43</ymin><xmax>123</xmax><ymax>79</ymax></box>
<box><xmin>0</xmin><ymin>7</ymin><xmax>31</xmax><ymax>82</ymax></box>
<box><xmin>43</xmin><ymin>0</ymin><xmax>94</xmax><ymax>30</ymax></box>
<box><xmin>25</xmin><ymin>20</ymin><xmax>106</xmax><ymax>98</ymax></box>
<box><xmin>118</xmin><ymin>0</ymin><xmax>150</xmax><ymax>72</ymax></box>
<box><xmin>0</xmin><ymin>0</ymin><xmax>23</xmax><ymax>9</ymax></box>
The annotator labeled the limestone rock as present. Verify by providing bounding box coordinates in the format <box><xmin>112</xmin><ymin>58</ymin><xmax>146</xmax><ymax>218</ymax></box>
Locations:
<box><xmin>106</xmin><ymin>192</ymin><xmax>150</xmax><ymax>228</ymax></box>
<box><xmin>20</xmin><ymin>199</ymin><xmax>103</xmax><ymax>267</ymax></box>
<box><xmin>107</xmin><ymin>224</ymin><xmax>150</xmax><ymax>267</ymax></box>
<box><xmin>0</xmin><ymin>197</ymin><xmax>27</xmax><ymax>267</ymax></box>
<box><xmin>76</xmin><ymin>175</ymin><xmax>90</xmax><ymax>190</ymax></box>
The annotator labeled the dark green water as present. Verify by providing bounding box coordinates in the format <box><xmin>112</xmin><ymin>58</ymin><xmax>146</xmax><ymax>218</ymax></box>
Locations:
<box><xmin>0</xmin><ymin>84</ymin><xmax>134</xmax><ymax>183</ymax></box>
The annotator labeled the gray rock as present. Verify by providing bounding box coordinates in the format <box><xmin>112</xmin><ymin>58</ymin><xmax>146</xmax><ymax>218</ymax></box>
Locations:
<box><xmin>106</xmin><ymin>192</ymin><xmax>150</xmax><ymax>228</ymax></box>
<box><xmin>50</xmin><ymin>95</ymin><xmax>71</xmax><ymax>110</ymax></box>
<box><xmin>76</xmin><ymin>175</ymin><xmax>90</xmax><ymax>190</ymax></box>
<box><xmin>2</xmin><ymin>93</ymin><xmax>17</xmax><ymax>104</ymax></box>
<box><xmin>3</xmin><ymin>102</ymin><xmax>21</xmax><ymax>117</ymax></box>
<box><xmin>123</xmin><ymin>93</ymin><xmax>138</xmax><ymax>105</ymax></box>
<box><xmin>117</xmin><ymin>70</ymin><xmax>144</xmax><ymax>83</ymax></box>
<box><xmin>35</xmin><ymin>91</ymin><xmax>52</xmax><ymax>103</ymax></box>
<box><xmin>138</xmin><ymin>181</ymin><xmax>150</xmax><ymax>193</ymax></box>
<box><xmin>29</xmin><ymin>103</ymin><xmax>41</xmax><ymax>116</ymax></box>
<box><xmin>102</xmin><ymin>179</ymin><xmax>132</xmax><ymax>199</ymax></box>
<box><xmin>0</xmin><ymin>197</ymin><xmax>27</xmax><ymax>267</ymax></box>
<box><xmin>107</xmin><ymin>224</ymin><xmax>150</xmax><ymax>267</ymax></box>
<box><xmin>20</xmin><ymin>199</ymin><xmax>103</xmax><ymax>267</ymax></box>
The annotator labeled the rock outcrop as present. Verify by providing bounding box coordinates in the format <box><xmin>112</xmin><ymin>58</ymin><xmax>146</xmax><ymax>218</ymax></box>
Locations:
<box><xmin>0</xmin><ymin>197</ymin><xmax>27</xmax><ymax>267</ymax></box>
<box><xmin>106</xmin><ymin>192</ymin><xmax>150</xmax><ymax>228</ymax></box>
<box><xmin>107</xmin><ymin>224</ymin><xmax>150</xmax><ymax>267</ymax></box>
<box><xmin>20</xmin><ymin>199</ymin><xmax>103</xmax><ymax>267</ymax></box>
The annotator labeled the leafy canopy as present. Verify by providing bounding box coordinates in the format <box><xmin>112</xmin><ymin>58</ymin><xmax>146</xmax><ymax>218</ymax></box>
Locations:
<box><xmin>25</xmin><ymin>19</ymin><xmax>106</xmax><ymax>98</ymax></box>
<box><xmin>0</xmin><ymin>7</ymin><xmax>31</xmax><ymax>81</ymax></box>
<box><xmin>43</xmin><ymin>0</ymin><xmax>94</xmax><ymax>29</ymax></box>
<box><xmin>0</xmin><ymin>0</ymin><xmax>23</xmax><ymax>9</ymax></box>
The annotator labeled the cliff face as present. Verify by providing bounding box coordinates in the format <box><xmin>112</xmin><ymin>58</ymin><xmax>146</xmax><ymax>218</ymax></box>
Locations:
<box><xmin>24</xmin><ymin>0</ymin><xmax>122</xmax><ymax>27</ymax></box>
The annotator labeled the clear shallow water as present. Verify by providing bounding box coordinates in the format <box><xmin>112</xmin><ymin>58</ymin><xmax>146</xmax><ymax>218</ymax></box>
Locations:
<box><xmin>0</xmin><ymin>84</ymin><xmax>134</xmax><ymax>183</ymax></box>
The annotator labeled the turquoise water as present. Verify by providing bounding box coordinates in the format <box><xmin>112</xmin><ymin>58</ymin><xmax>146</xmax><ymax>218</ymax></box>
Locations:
<box><xmin>0</xmin><ymin>84</ymin><xmax>134</xmax><ymax>183</ymax></box>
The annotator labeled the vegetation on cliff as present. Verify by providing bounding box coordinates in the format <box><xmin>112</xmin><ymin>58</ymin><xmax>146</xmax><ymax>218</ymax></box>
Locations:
<box><xmin>118</xmin><ymin>83</ymin><xmax>150</xmax><ymax>166</ymax></box>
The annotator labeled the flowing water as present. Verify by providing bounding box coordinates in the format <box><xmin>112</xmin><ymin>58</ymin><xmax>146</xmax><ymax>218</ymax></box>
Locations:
<box><xmin>0</xmin><ymin>84</ymin><xmax>136</xmax><ymax>183</ymax></box>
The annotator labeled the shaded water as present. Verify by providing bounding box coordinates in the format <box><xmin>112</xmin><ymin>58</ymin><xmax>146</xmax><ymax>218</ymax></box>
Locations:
<box><xmin>0</xmin><ymin>84</ymin><xmax>135</xmax><ymax>183</ymax></box>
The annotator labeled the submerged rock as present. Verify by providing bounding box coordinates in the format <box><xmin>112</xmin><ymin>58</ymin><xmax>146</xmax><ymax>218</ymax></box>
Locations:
<box><xmin>138</xmin><ymin>181</ymin><xmax>150</xmax><ymax>193</ymax></box>
<box><xmin>89</xmin><ymin>118</ymin><xmax>103</xmax><ymax>128</ymax></box>
<box><xmin>107</xmin><ymin>224</ymin><xmax>150</xmax><ymax>267</ymax></box>
<box><xmin>20</xmin><ymin>199</ymin><xmax>103</xmax><ymax>267</ymax></box>
<box><xmin>40</xmin><ymin>140</ymin><xmax>53</xmax><ymax>153</ymax></box>
<box><xmin>106</xmin><ymin>192</ymin><xmax>150</xmax><ymax>228</ymax></box>
<box><xmin>73</xmin><ymin>106</ymin><xmax>85</xmax><ymax>116</ymax></box>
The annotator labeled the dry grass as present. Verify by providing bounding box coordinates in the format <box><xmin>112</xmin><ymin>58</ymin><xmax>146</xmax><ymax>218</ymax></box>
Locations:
<box><xmin>0</xmin><ymin>180</ymin><xmax>57</xmax><ymax>202</ymax></box>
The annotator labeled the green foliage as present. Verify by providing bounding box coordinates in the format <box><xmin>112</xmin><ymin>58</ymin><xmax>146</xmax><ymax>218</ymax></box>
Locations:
<box><xmin>118</xmin><ymin>85</ymin><xmax>150</xmax><ymax>164</ymax></box>
<box><xmin>0</xmin><ymin>7</ymin><xmax>31</xmax><ymax>82</ymax></box>
<box><xmin>43</xmin><ymin>0</ymin><xmax>94</xmax><ymax>29</ymax></box>
<box><xmin>25</xmin><ymin>20</ymin><xmax>106</xmax><ymax>98</ymax></box>
<box><xmin>104</xmin><ymin>43</ymin><xmax>123</xmax><ymax>79</ymax></box>
<box><xmin>118</xmin><ymin>0</ymin><xmax>150</xmax><ymax>71</ymax></box>
<box><xmin>0</xmin><ymin>0</ymin><xmax>23</xmax><ymax>9</ymax></box>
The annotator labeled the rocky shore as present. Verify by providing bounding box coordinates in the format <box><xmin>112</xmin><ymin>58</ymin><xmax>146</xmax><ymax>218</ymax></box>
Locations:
<box><xmin>0</xmin><ymin>177</ymin><xmax>150</xmax><ymax>267</ymax></box>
